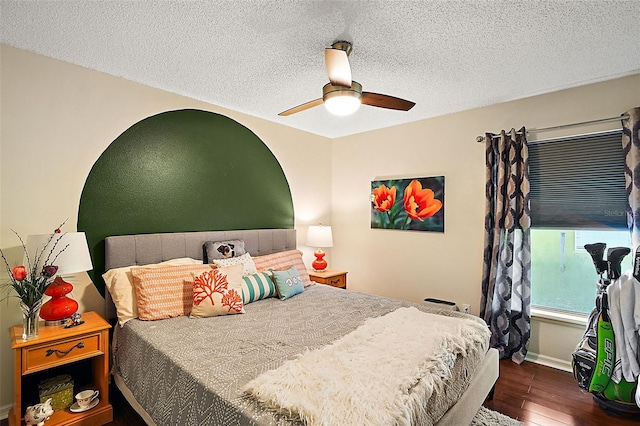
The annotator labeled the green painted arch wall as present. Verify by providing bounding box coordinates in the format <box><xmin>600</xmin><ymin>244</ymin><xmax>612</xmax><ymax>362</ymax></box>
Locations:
<box><xmin>78</xmin><ymin>109</ymin><xmax>294</xmax><ymax>295</ymax></box>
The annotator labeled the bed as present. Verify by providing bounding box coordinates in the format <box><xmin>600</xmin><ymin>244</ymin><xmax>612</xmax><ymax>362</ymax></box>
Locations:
<box><xmin>104</xmin><ymin>229</ymin><xmax>499</xmax><ymax>426</ymax></box>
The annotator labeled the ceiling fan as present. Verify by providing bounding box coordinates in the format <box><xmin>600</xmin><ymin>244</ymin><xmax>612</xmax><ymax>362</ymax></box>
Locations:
<box><xmin>278</xmin><ymin>41</ymin><xmax>416</xmax><ymax>117</ymax></box>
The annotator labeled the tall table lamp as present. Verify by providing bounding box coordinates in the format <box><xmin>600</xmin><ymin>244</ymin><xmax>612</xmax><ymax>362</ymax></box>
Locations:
<box><xmin>306</xmin><ymin>225</ymin><xmax>333</xmax><ymax>271</ymax></box>
<box><xmin>26</xmin><ymin>232</ymin><xmax>93</xmax><ymax>326</ymax></box>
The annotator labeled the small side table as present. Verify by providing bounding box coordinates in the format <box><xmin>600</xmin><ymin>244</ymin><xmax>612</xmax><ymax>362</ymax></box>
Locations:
<box><xmin>308</xmin><ymin>269</ymin><xmax>347</xmax><ymax>289</ymax></box>
<box><xmin>8</xmin><ymin>311</ymin><xmax>113</xmax><ymax>426</ymax></box>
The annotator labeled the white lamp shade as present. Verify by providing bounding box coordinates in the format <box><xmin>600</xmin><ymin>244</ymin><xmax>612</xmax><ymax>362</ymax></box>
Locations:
<box><xmin>24</xmin><ymin>232</ymin><xmax>93</xmax><ymax>276</ymax></box>
<box><xmin>306</xmin><ymin>225</ymin><xmax>333</xmax><ymax>248</ymax></box>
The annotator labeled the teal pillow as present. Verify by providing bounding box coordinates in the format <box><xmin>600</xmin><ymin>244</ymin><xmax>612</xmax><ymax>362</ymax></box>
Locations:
<box><xmin>241</xmin><ymin>272</ymin><xmax>277</xmax><ymax>304</ymax></box>
<box><xmin>271</xmin><ymin>266</ymin><xmax>305</xmax><ymax>300</ymax></box>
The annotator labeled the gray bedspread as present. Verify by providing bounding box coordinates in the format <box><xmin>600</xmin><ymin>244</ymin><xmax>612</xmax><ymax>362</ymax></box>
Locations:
<box><xmin>113</xmin><ymin>284</ymin><xmax>489</xmax><ymax>425</ymax></box>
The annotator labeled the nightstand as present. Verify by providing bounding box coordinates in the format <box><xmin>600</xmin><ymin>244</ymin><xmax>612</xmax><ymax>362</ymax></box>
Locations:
<box><xmin>8</xmin><ymin>311</ymin><xmax>113</xmax><ymax>426</ymax></box>
<box><xmin>308</xmin><ymin>269</ymin><xmax>347</xmax><ymax>289</ymax></box>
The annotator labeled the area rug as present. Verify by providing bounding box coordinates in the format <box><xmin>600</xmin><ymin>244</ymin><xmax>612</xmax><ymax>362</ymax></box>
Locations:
<box><xmin>472</xmin><ymin>406</ymin><xmax>521</xmax><ymax>426</ymax></box>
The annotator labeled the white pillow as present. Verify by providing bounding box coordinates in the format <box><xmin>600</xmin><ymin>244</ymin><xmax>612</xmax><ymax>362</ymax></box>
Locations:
<box><xmin>103</xmin><ymin>257</ymin><xmax>203</xmax><ymax>326</ymax></box>
<box><xmin>212</xmin><ymin>252</ymin><xmax>258</xmax><ymax>276</ymax></box>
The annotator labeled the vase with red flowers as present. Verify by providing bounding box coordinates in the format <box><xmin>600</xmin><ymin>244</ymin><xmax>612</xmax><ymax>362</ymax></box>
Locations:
<box><xmin>1</xmin><ymin>223</ymin><xmax>68</xmax><ymax>340</ymax></box>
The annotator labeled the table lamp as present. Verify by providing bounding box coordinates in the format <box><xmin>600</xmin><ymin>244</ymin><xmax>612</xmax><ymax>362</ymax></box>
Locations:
<box><xmin>306</xmin><ymin>225</ymin><xmax>333</xmax><ymax>271</ymax></box>
<box><xmin>26</xmin><ymin>232</ymin><xmax>93</xmax><ymax>326</ymax></box>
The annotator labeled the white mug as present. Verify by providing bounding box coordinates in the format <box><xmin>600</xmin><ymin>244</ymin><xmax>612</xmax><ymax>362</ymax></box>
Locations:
<box><xmin>75</xmin><ymin>389</ymin><xmax>99</xmax><ymax>409</ymax></box>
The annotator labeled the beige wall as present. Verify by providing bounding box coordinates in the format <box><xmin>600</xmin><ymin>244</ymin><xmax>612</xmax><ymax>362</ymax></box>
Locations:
<box><xmin>0</xmin><ymin>44</ymin><xmax>332</xmax><ymax>414</ymax></box>
<box><xmin>1</xmin><ymin>43</ymin><xmax>639</xmax><ymax>415</ymax></box>
<box><xmin>331</xmin><ymin>73</ymin><xmax>640</xmax><ymax>370</ymax></box>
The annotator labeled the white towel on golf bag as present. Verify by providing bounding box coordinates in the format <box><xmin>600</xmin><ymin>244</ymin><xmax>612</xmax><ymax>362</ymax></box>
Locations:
<box><xmin>607</xmin><ymin>271</ymin><xmax>640</xmax><ymax>383</ymax></box>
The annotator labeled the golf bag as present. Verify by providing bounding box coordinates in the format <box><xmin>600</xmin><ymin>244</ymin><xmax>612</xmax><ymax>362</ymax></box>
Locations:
<box><xmin>572</xmin><ymin>243</ymin><xmax>640</xmax><ymax>415</ymax></box>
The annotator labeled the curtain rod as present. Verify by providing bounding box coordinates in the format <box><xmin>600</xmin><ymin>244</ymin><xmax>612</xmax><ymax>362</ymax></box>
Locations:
<box><xmin>475</xmin><ymin>114</ymin><xmax>630</xmax><ymax>143</ymax></box>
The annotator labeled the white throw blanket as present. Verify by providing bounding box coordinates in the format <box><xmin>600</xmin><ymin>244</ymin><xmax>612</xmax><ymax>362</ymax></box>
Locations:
<box><xmin>244</xmin><ymin>307</ymin><xmax>490</xmax><ymax>426</ymax></box>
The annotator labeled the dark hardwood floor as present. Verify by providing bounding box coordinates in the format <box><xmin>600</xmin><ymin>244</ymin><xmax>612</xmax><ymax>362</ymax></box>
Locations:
<box><xmin>4</xmin><ymin>359</ymin><xmax>639</xmax><ymax>425</ymax></box>
<box><xmin>484</xmin><ymin>360</ymin><xmax>640</xmax><ymax>425</ymax></box>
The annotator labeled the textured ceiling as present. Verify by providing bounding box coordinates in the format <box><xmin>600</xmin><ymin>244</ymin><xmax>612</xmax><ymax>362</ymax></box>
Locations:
<box><xmin>1</xmin><ymin>1</ymin><xmax>639</xmax><ymax>139</ymax></box>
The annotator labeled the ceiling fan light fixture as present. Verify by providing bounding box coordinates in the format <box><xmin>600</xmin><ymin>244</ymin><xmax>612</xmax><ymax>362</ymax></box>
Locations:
<box><xmin>323</xmin><ymin>82</ymin><xmax>362</xmax><ymax>116</ymax></box>
<box><xmin>324</xmin><ymin>94</ymin><xmax>361</xmax><ymax>116</ymax></box>
<box><xmin>278</xmin><ymin>43</ymin><xmax>415</xmax><ymax>117</ymax></box>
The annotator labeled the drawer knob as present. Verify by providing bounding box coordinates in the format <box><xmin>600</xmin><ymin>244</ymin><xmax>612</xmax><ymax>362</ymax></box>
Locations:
<box><xmin>46</xmin><ymin>342</ymin><xmax>84</xmax><ymax>357</ymax></box>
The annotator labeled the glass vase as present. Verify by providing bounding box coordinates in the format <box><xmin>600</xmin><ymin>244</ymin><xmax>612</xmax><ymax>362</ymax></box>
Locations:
<box><xmin>20</xmin><ymin>300</ymin><xmax>43</xmax><ymax>340</ymax></box>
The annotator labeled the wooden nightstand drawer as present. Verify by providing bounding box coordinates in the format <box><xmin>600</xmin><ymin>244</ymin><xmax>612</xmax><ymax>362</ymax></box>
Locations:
<box><xmin>23</xmin><ymin>333</ymin><xmax>102</xmax><ymax>374</ymax></box>
<box><xmin>326</xmin><ymin>275</ymin><xmax>346</xmax><ymax>288</ymax></box>
<box><xmin>308</xmin><ymin>270</ymin><xmax>347</xmax><ymax>289</ymax></box>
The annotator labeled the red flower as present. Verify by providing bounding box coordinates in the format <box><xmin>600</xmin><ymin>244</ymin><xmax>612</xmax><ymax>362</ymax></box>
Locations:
<box><xmin>1</xmin><ymin>220</ymin><xmax>68</xmax><ymax>311</ymax></box>
<box><xmin>372</xmin><ymin>184</ymin><xmax>397</xmax><ymax>212</ymax></box>
<box><xmin>403</xmin><ymin>180</ymin><xmax>442</xmax><ymax>221</ymax></box>
<box><xmin>42</xmin><ymin>265</ymin><xmax>58</xmax><ymax>278</ymax></box>
<box><xmin>12</xmin><ymin>266</ymin><xmax>27</xmax><ymax>281</ymax></box>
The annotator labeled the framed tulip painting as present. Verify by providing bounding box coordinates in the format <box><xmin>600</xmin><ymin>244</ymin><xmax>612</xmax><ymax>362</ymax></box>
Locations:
<box><xmin>371</xmin><ymin>176</ymin><xmax>444</xmax><ymax>232</ymax></box>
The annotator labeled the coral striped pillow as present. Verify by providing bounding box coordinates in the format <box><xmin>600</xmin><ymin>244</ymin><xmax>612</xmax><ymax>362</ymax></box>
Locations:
<box><xmin>241</xmin><ymin>272</ymin><xmax>277</xmax><ymax>304</ymax></box>
<box><xmin>131</xmin><ymin>264</ymin><xmax>215</xmax><ymax>320</ymax></box>
<box><xmin>103</xmin><ymin>257</ymin><xmax>203</xmax><ymax>326</ymax></box>
<box><xmin>252</xmin><ymin>250</ymin><xmax>313</xmax><ymax>287</ymax></box>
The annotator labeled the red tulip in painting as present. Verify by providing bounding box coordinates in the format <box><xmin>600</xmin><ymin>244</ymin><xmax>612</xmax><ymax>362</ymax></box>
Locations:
<box><xmin>403</xmin><ymin>180</ymin><xmax>443</xmax><ymax>221</ymax></box>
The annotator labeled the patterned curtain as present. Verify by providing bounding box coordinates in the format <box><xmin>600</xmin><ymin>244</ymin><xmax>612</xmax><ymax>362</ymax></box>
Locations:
<box><xmin>480</xmin><ymin>127</ymin><xmax>531</xmax><ymax>364</ymax></box>
<box><xmin>622</xmin><ymin>107</ymin><xmax>640</xmax><ymax>248</ymax></box>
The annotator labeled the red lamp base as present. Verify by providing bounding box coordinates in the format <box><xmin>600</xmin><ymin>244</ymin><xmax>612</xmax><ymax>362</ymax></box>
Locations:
<box><xmin>312</xmin><ymin>250</ymin><xmax>328</xmax><ymax>271</ymax></box>
<box><xmin>40</xmin><ymin>276</ymin><xmax>79</xmax><ymax>325</ymax></box>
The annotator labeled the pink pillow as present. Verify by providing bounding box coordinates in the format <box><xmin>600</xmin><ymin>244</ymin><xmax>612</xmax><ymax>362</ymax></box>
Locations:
<box><xmin>252</xmin><ymin>250</ymin><xmax>313</xmax><ymax>287</ymax></box>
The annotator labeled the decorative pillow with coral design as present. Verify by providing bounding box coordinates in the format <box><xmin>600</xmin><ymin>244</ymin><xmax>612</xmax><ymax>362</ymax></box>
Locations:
<box><xmin>190</xmin><ymin>263</ymin><xmax>245</xmax><ymax>318</ymax></box>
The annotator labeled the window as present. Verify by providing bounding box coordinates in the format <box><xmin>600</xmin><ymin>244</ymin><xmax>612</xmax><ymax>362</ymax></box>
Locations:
<box><xmin>531</xmin><ymin>229</ymin><xmax>631</xmax><ymax>314</ymax></box>
<box><xmin>529</xmin><ymin>130</ymin><xmax>630</xmax><ymax>315</ymax></box>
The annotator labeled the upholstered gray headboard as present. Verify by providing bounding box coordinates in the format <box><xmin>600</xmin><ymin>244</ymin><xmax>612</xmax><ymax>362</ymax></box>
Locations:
<box><xmin>104</xmin><ymin>229</ymin><xmax>297</xmax><ymax>320</ymax></box>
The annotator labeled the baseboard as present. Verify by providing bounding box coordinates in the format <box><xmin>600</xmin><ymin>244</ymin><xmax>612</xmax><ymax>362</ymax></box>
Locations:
<box><xmin>525</xmin><ymin>351</ymin><xmax>573</xmax><ymax>373</ymax></box>
<box><xmin>0</xmin><ymin>403</ymin><xmax>11</xmax><ymax>420</ymax></box>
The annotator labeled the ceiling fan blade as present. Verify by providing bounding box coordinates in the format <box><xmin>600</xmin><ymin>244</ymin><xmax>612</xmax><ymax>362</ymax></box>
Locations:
<box><xmin>278</xmin><ymin>98</ymin><xmax>324</xmax><ymax>116</ymax></box>
<box><xmin>325</xmin><ymin>48</ymin><xmax>352</xmax><ymax>87</ymax></box>
<box><xmin>361</xmin><ymin>92</ymin><xmax>416</xmax><ymax>111</ymax></box>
